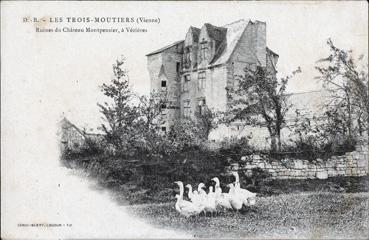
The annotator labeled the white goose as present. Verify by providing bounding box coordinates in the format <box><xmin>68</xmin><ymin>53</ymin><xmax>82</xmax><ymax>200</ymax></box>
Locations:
<box><xmin>185</xmin><ymin>184</ymin><xmax>201</xmax><ymax>205</ymax></box>
<box><xmin>197</xmin><ymin>183</ymin><xmax>207</xmax><ymax>202</ymax></box>
<box><xmin>211</xmin><ymin>177</ymin><xmax>232</xmax><ymax>210</ymax></box>
<box><xmin>174</xmin><ymin>181</ymin><xmax>203</xmax><ymax>217</ymax></box>
<box><xmin>232</xmin><ymin>172</ymin><xmax>257</xmax><ymax>206</ymax></box>
<box><xmin>205</xmin><ymin>186</ymin><xmax>217</xmax><ymax>216</ymax></box>
<box><xmin>197</xmin><ymin>183</ymin><xmax>214</xmax><ymax>216</ymax></box>
<box><xmin>227</xmin><ymin>183</ymin><xmax>243</xmax><ymax>211</ymax></box>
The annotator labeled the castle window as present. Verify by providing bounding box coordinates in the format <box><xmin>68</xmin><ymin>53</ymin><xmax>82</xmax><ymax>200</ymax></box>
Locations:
<box><xmin>200</xmin><ymin>42</ymin><xmax>208</xmax><ymax>62</ymax></box>
<box><xmin>183</xmin><ymin>75</ymin><xmax>190</xmax><ymax>92</ymax></box>
<box><xmin>161</xmin><ymin>80</ymin><xmax>167</xmax><ymax>88</ymax></box>
<box><xmin>184</xmin><ymin>47</ymin><xmax>191</xmax><ymax>68</ymax></box>
<box><xmin>198</xmin><ymin>71</ymin><xmax>206</xmax><ymax>90</ymax></box>
<box><xmin>161</xmin><ymin>126</ymin><xmax>166</xmax><ymax>132</ymax></box>
<box><xmin>183</xmin><ymin>100</ymin><xmax>191</xmax><ymax>117</ymax></box>
<box><xmin>176</xmin><ymin>62</ymin><xmax>180</xmax><ymax>73</ymax></box>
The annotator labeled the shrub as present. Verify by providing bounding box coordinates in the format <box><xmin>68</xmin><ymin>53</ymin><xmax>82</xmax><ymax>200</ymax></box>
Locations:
<box><xmin>219</xmin><ymin>136</ymin><xmax>254</xmax><ymax>162</ymax></box>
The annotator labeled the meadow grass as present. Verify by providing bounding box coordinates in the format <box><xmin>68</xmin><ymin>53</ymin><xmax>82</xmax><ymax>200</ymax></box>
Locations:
<box><xmin>128</xmin><ymin>192</ymin><xmax>369</xmax><ymax>239</ymax></box>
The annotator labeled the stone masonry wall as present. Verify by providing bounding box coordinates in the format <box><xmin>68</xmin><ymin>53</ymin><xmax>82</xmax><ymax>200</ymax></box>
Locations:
<box><xmin>236</xmin><ymin>139</ymin><xmax>368</xmax><ymax>179</ymax></box>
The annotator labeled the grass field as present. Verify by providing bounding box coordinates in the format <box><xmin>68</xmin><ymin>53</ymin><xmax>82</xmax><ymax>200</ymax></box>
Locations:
<box><xmin>128</xmin><ymin>192</ymin><xmax>369</xmax><ymax>239</ymax></box>
<box><xmin>65</xmin><ymin>158</ymin><xmax>369</xmax><ymax>238</ymax></box>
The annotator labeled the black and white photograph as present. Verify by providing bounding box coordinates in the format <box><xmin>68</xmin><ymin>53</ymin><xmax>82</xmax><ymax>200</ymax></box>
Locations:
<box><xmin>1</xmin><ymin>1</ymin><xmax>368</xmax><ymax>239</ymax></box>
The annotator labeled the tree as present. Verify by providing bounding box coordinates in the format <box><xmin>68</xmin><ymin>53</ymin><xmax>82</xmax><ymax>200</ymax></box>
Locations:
<box><xmin>225</xmin><ymin>65</ymin><xmax>301</xmax><ymax>151</ymax></box>
<box><xmin>167</xmin><ymin>118</ymin><xmax>202</xmax><ymax>152</ymax></box>
<box><xmin>194</xmin><ymin>104</ymin><xmax>217</xmax><ymax>140</ymax></box>
<box><xmin>136</xmin><ymin>91</ymin><xmax>169</xmax><ymax>155</ymax></box>
<box><xmin>315</xmin><ymin>39</ymin><xmax>368</xmax><ymax>141</ymax></box>
<box><xmin>137</xmin><ymin>91</ymin><xmax>167</xmax><ymax>132</ymax></box>
<box><xmin>97</xmin><ymin>56</ymin><xmax>140</xmax><ymax>154</ymax></box>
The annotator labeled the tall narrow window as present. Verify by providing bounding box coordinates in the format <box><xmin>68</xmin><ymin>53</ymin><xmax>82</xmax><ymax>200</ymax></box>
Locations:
<box><xmin>184</xmin><ymin>47</ymin><xmax>191</xmax><ymax>69</ymax></box>
<box><xmin>183</xmin><ymin>75</ymin><xmax>190</xmax><ymax>92</ymax></box>
<box><xmin>183</xmin><ymin>100</ymin><xmax>191</xmax><ymax>117</ymax></box>
<box><xmin>176</xmin><ymin>62</ymin><xmax>180</xmax><ymax>73</ymax></box>
<box><xmin>200</xmin><ymin>41</ymin><xmax>208</xmax><ymax>62</ymax></box>
<box><xmin>198</xmin><ymin>71</ymin><xmax>206</xmax><ymax>90</ymax></box>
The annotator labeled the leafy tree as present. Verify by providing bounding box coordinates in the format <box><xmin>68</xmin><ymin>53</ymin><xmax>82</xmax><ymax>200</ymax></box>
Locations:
<box><xmin>288</xmin><ymin>109</ymin><xmax>356</xmax><ymax>159</ymax></box>
<box><xmin>136</xmin><ymin>91</ymin><xmax>170</xmax><ymax>155</ymax></box>
<box><xmin>137</xmin><ymin>91</ymin><xmax>167</xmax><ymax>132</ymax></box>
<box><xmin>167</xmin><ymin>118</ymin><xmax>201</xmax><ymax>151</ymax></box>
<box><xmin>315</xmin><ymin>39</ymin><xmax>368</xmax><ymax>141</ymax></box>
<box><xmin>194</xmin><ymin>104</ymin><xmax>217</xmax><ymax>140</ymax></box>
<box><xmin>225</xmin><ymin>65</ymin><xmax>301</xmax><ymax>151</ymax></box>
<box><xmin>97</xmin><ymin>56</ymin><xmax>140</xmax><ymax>155</ymax></box>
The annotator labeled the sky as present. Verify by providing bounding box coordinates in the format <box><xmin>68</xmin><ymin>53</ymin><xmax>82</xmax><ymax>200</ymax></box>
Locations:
<box><xmin>2</xmin><ymin>1</ymin><xmax>368</xmax><ymax>132</ymax></box>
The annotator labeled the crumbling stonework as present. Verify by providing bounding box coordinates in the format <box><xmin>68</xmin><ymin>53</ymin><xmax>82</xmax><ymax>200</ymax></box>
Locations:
<box><xmin>235</xmin><ymin>138</ymin><xmax>368</xmax><ymax>179</ymax></box>
<box><xmin>146</xmin><ymin>19</ymin><xmax>278</xmax><ymax>133</ymax></box>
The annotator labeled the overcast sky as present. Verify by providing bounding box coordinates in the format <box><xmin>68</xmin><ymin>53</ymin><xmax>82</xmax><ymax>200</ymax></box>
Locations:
<box><xmin>2</xmin><ymin>1</ymin><xmax>368</xmax><ymax>131</ymax></box>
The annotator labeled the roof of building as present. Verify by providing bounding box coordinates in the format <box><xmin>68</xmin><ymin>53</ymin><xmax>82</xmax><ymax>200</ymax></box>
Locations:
<box><xmin>146</xmin><ymin>19</ymin><xmax>278</xmax><ymax>66</ymax></box>
<box><xmin>60</xmin><ymin>117</ymin><xmax>104</xmax><ymax>138</ymax></box>
<box><xmin>210</xmin><ymin>19</ymin><xmax>250</xmax><ymax>65</ymax></box>
<box><xmin>190</xmin><ymin>26</ymin><xmax>201</xmax><ymax>42</ymax></box>
<box><xmin>204</xmin><ymin>23</ymin><xmax>227</xmax><ymax>43</ymax></box>
<box><xmin>146</xmin><ymin>40</ymin><xmax>184</xmax><ymax>56</ymax></box>
<box><xmin>61</xmin><ymin>117</ymin><xmax>86</xmax><ymax>137</ymax></box>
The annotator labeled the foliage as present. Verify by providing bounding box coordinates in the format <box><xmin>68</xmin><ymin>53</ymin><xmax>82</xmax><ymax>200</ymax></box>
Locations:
<box><xmin>137</xmin><ymin>91</ymin><xmax>166</xmax><ymax>131</ymax></box>
<box><xmin>61</xmin><ymin>136</ymin><xmax>105</xmax><ymax>159</ymax></box>
<box><xmin>286</xmin><ymin>109</ymin><xmax>356</xmax><ymax>160</ymax></box>
<box><xmin>64</xmin><ymin>146</ymin><xmax>232</xmax><ymax>204</ymax></box>
<box><xmin>225</xmin><ymin>65</ymin><xmax>301</xmax><ymax>151</ymax></box>
<box><xmin>166</xmin><ymin>118</ymin><xmax>204</xmax><ymax>152</ymax></box>
<box><xmin>97</xmin><ymin>56</ymin><xmax>141</xmax><ymax>156</ymax></box>
<box><xmin>135</xmin><ymin>91</ymin><xmax>169</xmax><ymax>156</ymax></box>
<box><xmin>315</xmin><ymin>39</ymin><xmax>368</xmax><ymax>140</ymax></box>
<box><xmin>282</xmin><ymin>39</ymin><xmax>367</xmax><ymax>159</ymax></box>
<box><xmin>96</xmin><ymin>56</ymin><xmax>219</xmax><ymax>158</ymax></box>
<box><xmin>218</xmin><ymin>136</ymin><xmax>254</xmax><ymax>161</ymax></box>
<box><xmin>194</xmin><ymin>104</ymin><xmax>217</xmax><ymax>140</ymax></box>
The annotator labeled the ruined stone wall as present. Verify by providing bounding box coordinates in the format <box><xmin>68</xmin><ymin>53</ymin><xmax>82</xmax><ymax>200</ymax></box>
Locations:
<box><xmin>206</xmin><ymin>66</ymin><xmax>228</xmax><ymax>112</ymax></box>
<box><xmin>235</xmin><ymin>139</ymin><xmax>369</xmax><ymax>179</ymax></box>
<box><xmin>147</xmin><ymin>43</ymin><xmax>183</xmax><ymax>128</ymax></box>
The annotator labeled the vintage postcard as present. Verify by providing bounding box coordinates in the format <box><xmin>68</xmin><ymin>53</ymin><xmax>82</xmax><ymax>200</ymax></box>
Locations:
<box><xmin>1</xmin><ymin>1</ymin><xmax>368</xmax><ymax>239</ymax></box>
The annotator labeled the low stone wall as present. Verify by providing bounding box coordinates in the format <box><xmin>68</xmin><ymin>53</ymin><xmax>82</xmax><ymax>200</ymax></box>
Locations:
<box><xmin>235</xmin><ymin>139</ymin><xmax>369</xmax><ymax>179</ymax></box>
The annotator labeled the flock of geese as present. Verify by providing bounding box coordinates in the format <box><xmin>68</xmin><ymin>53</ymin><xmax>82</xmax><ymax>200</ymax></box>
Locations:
<box><xmin>174</xmin><ymin>171</ymin><xmax>257</xmax><ymax>217</ymax></box>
